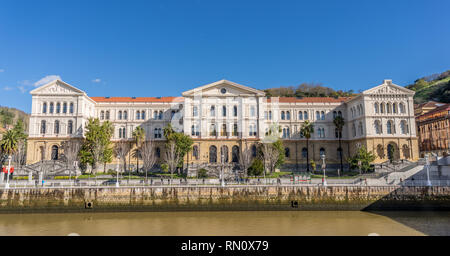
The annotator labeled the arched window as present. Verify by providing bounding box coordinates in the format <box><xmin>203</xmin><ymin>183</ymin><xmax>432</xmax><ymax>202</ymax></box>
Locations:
<box><xmin>317</xmin><ymin>128</ymin><xmax>322</xmax><ymax>138</ymax></box>
<box><xmin>352</xmin><ymin>123</ymin><xmax>356</xmax><ymax>137</ymax></box>
<box><xmin>335</xmin><ymin>128</ymin><xmax>342</xmax><ymax>138</ymax></box>
<box><xmin>43</xmin><ymin>102</ymin><xmax>47</xmax><ymax>113</ymax></box>
<box><xmin>154</xmin><ymin>111</ymin><xmax>158</xmax><ymax>119</ymax></box>
<box><xmin>316</xmin><ymin>111</ymin><xmax>320</xmax><ymax>120</ymax></box>
<box><xmin>121</xmin><ymin>127</ymin><xmax>126</xmax><ymax>138</ymax></box>
<box><xmin>100</xmin><ymin>111</ymin><xmax>105</xmax><ymax>120</ymax></box>
<box><xmin>193</xmin><ymin>106</ymin><xmax>198</xmax><ymax>117</ymax></box>
<box><xmin>210</xmin><ymin>105</ymin><xmax>215</xmax><ymax>117</ymax></box>
<box><xmin>232</xmin><ymin>146</ymin><xmax>239</xmax><ymax>163</ymax></box>
<box><xmin>251</xmin><ymin>145</ymin><xmax>257</xmax><ymax>157</ymax></box>
<box><xmin>321</xmin><ymin>111</ymin><xmax>325</xmax><ymax>120</ymax></box>
<box><xmin>221</xmin><ymin>145</ymin><xmax>229</xmax><ymax>163</ymax></box>
<box><xmin>62</xmin><ymin>103</ymin><xmax>67</xmax><ymax>114</ymax></box>
<box><xmin>338</xmin><ymin>111</ymin><xmax>342</xmax><ymax>117</ymax></box>
<box><xmin>399</xmin><ymin>103</ymin><xmax>405</xmax><ymax>113</ymax></box>
<box><xmin>136</xmin><ymin>111</ymin><xmax>140</xmax><ymax>120</ymax></box>
<box><xmin>304</xmin><ymin>111</ymin><xmax>308</xmax><ymax>120</ymax></box>
<box><xmin>105</xmin><ymin>111</ymin><xmax>110</xmax><ymax>120</ymax></box>
<box><xmin>123</xmin><ymin>111</ymin><xmax>128</xmax><ymax>120</ymax></box>
<box><xmin>210</xmin><ymin>124</ymin><xmax>216</xmax><ymax>136</ymax></box>
<box><xmin>319</xmin><ymin>147</ymin><xmax>325</xmax><ymax>157</ymax></box>
<box><xmin>222</xmin><ymin>106</ymin><xmax>227</xmax><ymax>117</ymax></box>
<box><xmin>209</xmin><ymin>146</ymin><xmax>217</xmax><ymax>163</ymax></box>
<box><xmin>68</xmin><ymin>120</ymin><xmax>73</xmax><ymax>134</ymax></box>
<box><xmin>159</xmin><ymin>111</ymin><xmax>163</xmax><ymax>120</ymax></box>
<box><xmin>333</xmin><ymin>111</ymin><xmax>337</xmax><ymax>118</ymax></box>
<box><xmin>154</xmin><ymin>128</ymin><xmax>162</xmax><ymax>138</ymax></box>
<box><xmin>233</xmin><ymin>123</ymin><xmax>238</xmax><ymax>136</ymax></box>
<box><xmin>221</xmin><ymin>123</ymin><xmax>227</xmax><ymax>136</ymax></box>
<box><xmin>380</xmin><ymin>103</ymin><xmax>385</xmax><ymax>113</ymax></box>
<box><xmin>302</xmin><ymin>148</ymin><xmax>308</xmax><ymax>158</ymax></box>
<box><xmin>233</xmin><ymin>105</ymin><xmax>238</xmax><ymax>117</ymax></box>
<box><xmin>141</xmin><ymin>110</ymin><xmax>145</xmax><ymax>120</ymax></box>
<box><xmin>69</xmin><ymin>103</ymin><xmax>74</xmax><ymax>114</ymax></box>
<box><xmin>41</xmin><ymin>120</ymin><xmax>46</xmax><ymax>134</ymax></box>
<box><xmin>400</xmin><ymin>120</ymin><xmax>408</xmax><ymax>134</ymax></box>
<box><xmin>54</xmin><ymin>120</ymin><xmax>60</xmax><ymax>134</ymax></box>
<box><xmin>193</xmin><ymin>146</ymin><xmax>199</xmax><ymax>160</ymax></box>
<box><xmin>155</xmin><ymin>147</ymin><xmax>161</xmax><ymax>158</ymax></box>
<box><xmin>387</xmin><ymin>103</ymin><xmax>392</xmax><ymax>113</ymax></box>
<box><xmin>171</xmin><ymin>110</ymin><xmax>175</xmax><ymax>119</ymax></box>
<box><xmin>393</xmin><ymin>103</ymin><xmax>397</xmax><ymax>114</ymax></box>
<box><xmin>387</xmin><ymin>120</ymin><xmax>394</xmax><ymax>134</ymax></box>
<box><xmin>281</xmin><ymin>111</ymin><xmax>285</xmax><ymax>120</ymax></box>
<box><xmin>374</xmin><ymin>120</ymin><xmax>382</xmax><ymax>134</ymax></box>
<box><xmin>56</xmin><ymin>103</ymin><xmax>61</xmax><ymax>114</ymax></box>
<box><xmin>285</xmin><ymin>147</ymin><xmax>290</xmax><ymax>158</ymax></box>
<box><xmin>286</xmin><ymin>111</ymin><xmax>291</xmax><ymax>120</ymax></box>
<box><xmin>51</xmin><ymin>145</ymin><xmax>59</xmax><ymax>160</ymax></box>
<box><xmin>298</xmin><ymin>111</ymin><xmax>303</xmax><ymax>120</ymax></box>
<box><xmin>49</xmin><ymin>102</ymin><xmax>54</xmax><ymax>113</ymax></box>
<box><xmin>250</xmin><ymin>106</ymin><xmax>256</xmax><ymax>117</ymax></box>
<box><xmin>268</xmin><ymin>111</ymin><xmax>272</xmax><ymax>120</ymax></box>
<box><xmin>374</xmin><ymin>103</ymin><xmax>379</xmax><ymax>113</ymax></box>
<box><xmin>118</xmin><ymin>111</ymin><xmax>122</xmax><ymax>120</ymax></box>
<box><xmin>358</xmin><ymin>122</ymin><xmax>363</xmax><ymax>135</ymax></box>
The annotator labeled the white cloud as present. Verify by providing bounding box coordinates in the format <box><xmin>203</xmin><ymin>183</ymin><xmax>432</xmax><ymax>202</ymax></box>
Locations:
<box><xmin>18</xmin><ymin>80</ymin><xmax>33</xmax><ymax>86</ymax></box>
<box><xmin>3</xmin><ymin>86</ymin><xmax>14</xmax><ymax>91</ymax></box>
<box><xmin>92</xmin><ymin>78</ymin><xmax>101</xmax><ymax>83</ymax></box>
<box><xmin>17</xmin><ymin>85</ymin><xmax>27</xmax><ymax>93</ymax></box>
<box><xmin>34</xmin><ymin>75</ymin><xmax>61</xmax><ymax>87</ymax></box>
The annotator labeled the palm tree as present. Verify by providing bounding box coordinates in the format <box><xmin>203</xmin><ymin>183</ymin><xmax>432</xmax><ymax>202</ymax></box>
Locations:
<box><xmin>132</xmin><ymin>126</ymin><xmax>145</xmax><ymax>173</ymax></box>
<box><xmin>300</xmin><ymin>120</ymin><xmax>314</xmax><ymax>172</ymax></box>
<box><xmin>333</xmin><ymin>115</ymin><xmax>345</xmax><ymax>173</ymax></box>
<box><xmin>0</xmin><ymin>129</ymin><xmax>19</xmax><ymax>186</ymax></box>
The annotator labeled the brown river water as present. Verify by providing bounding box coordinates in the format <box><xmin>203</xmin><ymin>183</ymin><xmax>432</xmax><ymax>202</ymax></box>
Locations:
<box><xmin>0</xmin><ymin>211</ymin><xmax>448</xmax><ymax>236</ymax></box>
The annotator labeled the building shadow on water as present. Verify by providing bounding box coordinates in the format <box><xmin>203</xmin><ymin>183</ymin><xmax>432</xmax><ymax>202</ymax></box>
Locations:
<box><xmin>367</xmin><ymin>210</ymin><xmax>450</xmax><ymax>236</ymax></box>
<box><xmin>361</xmin><ymin>185</ymin><xmax>450</xmax><ymax>236</ymax></box>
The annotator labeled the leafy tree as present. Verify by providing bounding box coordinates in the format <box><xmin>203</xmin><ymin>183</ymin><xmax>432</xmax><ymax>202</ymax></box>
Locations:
<box><xmin>247</xmin><ymin>158</ymin><xmax>264</xmax><ymax>176</ymax></box>
<box><xmin>300</xmin><ymin>120</ymin><xmax>314</xmax><ymax>172</ymax></box>
<box><xmin>0</xmin><ymin>129</ymin><xmax>19</xmax><ymax>178</ymax></box>
<box><xmin>163</xmin><ymin>123</ymin><xmax>193</xmax><ymax>171</ymax></box>
<box><xmin>132</xmin><ymin>126</ymin><xmax>145</xmax><ymax>172</ymax></box>
<box><xmin>333</xmin><ymin>115</ymin><xmax>345</xmax><ymax>173</ymax></box>
<box><xmin>79</xmin><ymin>118</ymin><xmax>114</xmax><ymax>173</ymax></box>
<box><xmin>348</xmin><ymin>146</ymin><xmax>376</xmax><ymax>173</ymax></box>
<box><xmin>198</xmin><ymin>168</ymin><xmax>208</xmax><ymax>178</ymax></box>
<box><xmin>0</xmin><ymin>109</ymin><xmax>14</xmax><ymax>129</ymax></box>
<box><xmin>12</xmin><ymin>119</ymin><xmax>28</xmax><ymax>166</ymax></box>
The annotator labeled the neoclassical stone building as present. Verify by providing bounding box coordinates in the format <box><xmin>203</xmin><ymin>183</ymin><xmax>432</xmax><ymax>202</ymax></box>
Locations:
<box><xmin>26</xmin><ymin>79</ymin><xmax>419</xmax><ymax>170</ymax></box>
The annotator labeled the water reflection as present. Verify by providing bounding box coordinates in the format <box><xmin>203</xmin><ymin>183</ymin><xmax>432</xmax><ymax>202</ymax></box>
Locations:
<box><xmin>0</xmin><ymin>211</ymin><xmax>444</xmax><ymax>236</ymax></box>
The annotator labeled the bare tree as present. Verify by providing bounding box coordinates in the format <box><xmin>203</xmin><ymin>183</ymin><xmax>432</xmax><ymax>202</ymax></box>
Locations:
<box><xmin>261</xmin><ymin>143</ymin><xmax>278</xmax><ymax>174</ymax></box>
<box><xmin>114</xmin><ymin>140</ymin><xmax>130</xmax><ymax>173</ymax></box>
<box><xmin>164</xmin><ymin>140</ymin><xmax>180</xmax><ymax>181</ymax></box>
<box><xmin>61</xmin><ymin>140</ymin><xmax>82</xmax><ymax>168</ymax></box>
<box><xmin>239</xmin><ymin>143</ymin><xmax>253</xmax><ymax>177</ymax></box>
<box><xmin>141</xmin><ymin>139</ymin><xmax>157</xmax><ymax>182</ymax></box>
<box><xmin>13</xmin><ymin>140</ymin><xmax>27</xmax><ymax>167</ymax></box>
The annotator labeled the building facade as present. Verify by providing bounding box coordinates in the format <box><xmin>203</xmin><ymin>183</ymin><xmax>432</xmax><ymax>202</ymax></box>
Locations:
<box><xmin>26</xmin><ymin>79</ymin><xmax>419</xmax><ymax>170</ymax></box>
<box><xmin>416</xmin><ymin>103</ymin><xmax>450</xmax><ymax>157</ymax></box>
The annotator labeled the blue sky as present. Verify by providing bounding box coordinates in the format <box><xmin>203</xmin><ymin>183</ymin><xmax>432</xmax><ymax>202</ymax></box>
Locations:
<box><xmin>0</xmin><ymin>0</ymin><xmax>449</xmax><ymax>113</ymax></box>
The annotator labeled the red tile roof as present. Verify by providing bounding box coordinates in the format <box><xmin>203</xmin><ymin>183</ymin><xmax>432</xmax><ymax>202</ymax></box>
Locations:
<box><xmin>90</xmin><ymin>97</ymin><xmax>184</xmax><ymax>103</ymax></box>
<box><xmin>266</xmin><ymin>97</ymin><xmax>352</xmax><ymax>103</ymax></box>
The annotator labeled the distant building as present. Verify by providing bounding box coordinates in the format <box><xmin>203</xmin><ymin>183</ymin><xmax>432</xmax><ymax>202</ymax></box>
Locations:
<box><xmin>416</xmin><ymin>103</ymin><xmax>450</xmax><ymax>157</ymax></box>
<box><xmin>26</xmin><ymin>79</ymin><xmax>419</xmax><ymax>170</ymax></box>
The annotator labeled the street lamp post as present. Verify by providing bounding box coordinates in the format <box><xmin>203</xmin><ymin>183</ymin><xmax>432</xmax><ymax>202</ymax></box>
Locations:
<box><xmin>221</xmin><ymin>154</ymin><xmax>225</xmax><ymax>187</ymax></box>
<box><xmin>5</xmin><ymin>155</ymin><xmax>12</xmax><ymax>189</ymax></box>
<box><xmin>425</xmin><ymin>155</ymin><xmax>432</xmax><ymax>186</ymax></box>
<box><xmin>321</xmin><ymin>154</ymin><xmax>327</xmax><ymax>186</ymax></box>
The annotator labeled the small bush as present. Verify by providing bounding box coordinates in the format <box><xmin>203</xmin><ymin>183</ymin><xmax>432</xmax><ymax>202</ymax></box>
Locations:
<box><xmin>198</xmin><ymin>168</ymin><xmax>208</xmax><ymax>178</ymax></box>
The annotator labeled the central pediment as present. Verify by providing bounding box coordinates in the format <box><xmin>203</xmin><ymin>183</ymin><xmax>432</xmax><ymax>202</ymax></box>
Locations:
<box><xmin>363</xmin><ymin>79</ymin><xmax>415</xmax><ymax>96</ymax></box>
<box><xmin>30</xmin><ymin>79</ymin><xmax>86</xmax><ymax>96</ymax></box>
<box><xmin>182</xmin><ymin>80</ymin><xmax>265</xmax><ymax>97</ymax></box>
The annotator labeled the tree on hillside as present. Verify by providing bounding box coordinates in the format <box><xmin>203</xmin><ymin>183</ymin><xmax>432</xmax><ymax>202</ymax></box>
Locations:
<box><xmin>79</xmin><ymin>118</ymin><xmax>114</xmax><ymax>173</ymax></box>
<box><xmin>0</xmin><ymin>109</ymin><xmax>14</xmax><ymax>129</ymax></box>
<box><xmin>333</xmin><ymin>115</ymin><xmax>345</xmax><ymax>173</ymax></box>
<box><xmin>300</xmin><ymin>120</ymin><xmax>314</xmax><ymax>172</ymax></box>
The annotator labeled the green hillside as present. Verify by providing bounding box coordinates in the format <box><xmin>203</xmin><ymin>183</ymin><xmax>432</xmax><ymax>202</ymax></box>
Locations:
<box><xmin>0</xmin><ymin>106</ymin><xmax>30</xmax><ymax>133</ymax></box>
<box><xmin>406</xmin><ymin>70</ymin><xmax>450</xmax><ymax>104</ymax></box>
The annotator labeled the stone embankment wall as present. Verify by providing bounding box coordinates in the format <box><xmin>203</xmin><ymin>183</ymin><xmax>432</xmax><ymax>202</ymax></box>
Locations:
<box><xmin>0</xmin><ymin>186</ymin><xmax>449</xmax><ymax>213</ymax></box>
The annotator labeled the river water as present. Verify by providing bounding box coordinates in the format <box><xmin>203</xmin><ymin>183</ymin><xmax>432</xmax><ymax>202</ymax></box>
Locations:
<box><xmin>0</xmin><ymin>211</ymin><xmax>448</xmax><ymax>236</ymax></box>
